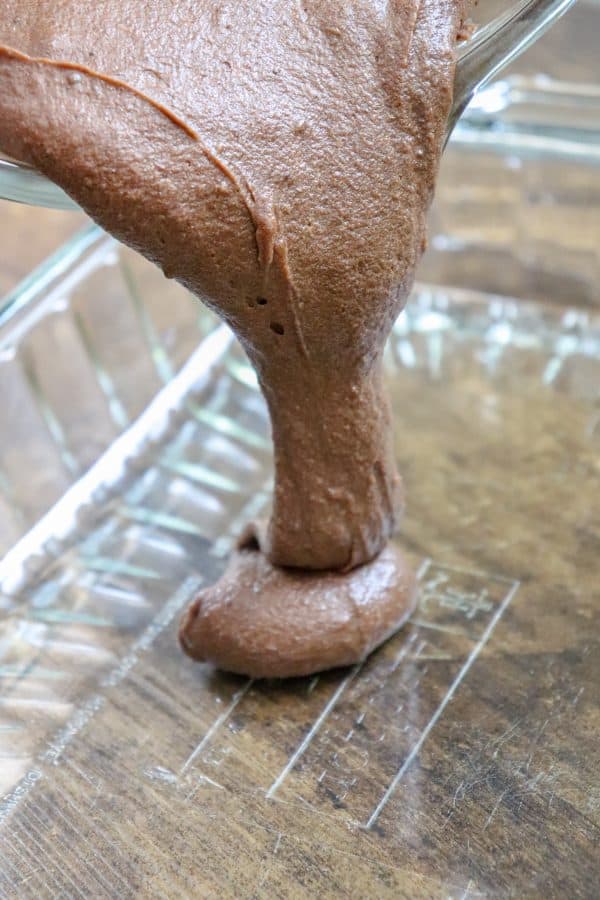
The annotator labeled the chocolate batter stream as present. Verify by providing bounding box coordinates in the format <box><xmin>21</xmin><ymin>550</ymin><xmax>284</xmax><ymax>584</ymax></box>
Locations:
<box><xmin>0</xmin><ymin>1</ymin><xmax>467</xmax><ymax>677</ymax></box>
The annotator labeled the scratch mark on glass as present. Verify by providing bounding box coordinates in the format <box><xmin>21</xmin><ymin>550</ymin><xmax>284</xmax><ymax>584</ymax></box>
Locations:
<box><xmin>266</xmin><ymin>663</ymin><xmax>363</xmax><ymax>800</ymax></box>
<box><xmin>483</xmin><ymin>788</ymin><xmax>509</xmax><ymax>831</ymax></box>
<box><xmin>180</xmin><ymin>679</ymin><xmax>254</xmax><ymax>775</ymax></box>
<box><xmin>365</xmin><ymin>579</ymin><xmax>520</xmax><ymax>829</ymax></box>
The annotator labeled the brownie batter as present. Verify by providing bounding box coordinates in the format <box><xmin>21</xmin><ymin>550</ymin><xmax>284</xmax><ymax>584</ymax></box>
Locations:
<box><xmin>0</xmin><ymin>1</ymin><xmax>466</xmax><ymax>677</ymax></box>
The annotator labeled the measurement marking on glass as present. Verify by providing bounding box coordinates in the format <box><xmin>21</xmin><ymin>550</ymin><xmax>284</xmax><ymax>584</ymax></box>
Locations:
<box><xmin>365</xmin><ymin>579</ymin><xmax>520</xmax><ymax>829</ymax></box>
<box><xmin>411</xmin><ymin>618</ymin><xmax>463</xmax><ymax>635</ymax></box>
<box><xmin>266</xmin><ymin>663</ymin><xmax>363</xmax><ymax>800</ymax></box>
<box><xmin>424</xmin><ymin>560</ymin><xmax>515</xmax><ymax>585</ymax></box>
<box><xmin>0</xmin><ymin>578</ymin><xmax>200</xmax><ymax>830</ymax></box>
<box><xmin>180</xmin><ymin>679</ymin><xmax>254</xmax><ymax>775</ymax></box>
<box><xmin>265</xmin><ymin>557</ymin><xmax>432</xmax><ymax>801</ymax></box>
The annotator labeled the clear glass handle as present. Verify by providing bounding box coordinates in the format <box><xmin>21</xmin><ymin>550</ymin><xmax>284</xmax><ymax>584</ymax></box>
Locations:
<box><xmin>0</xmin><ymin>0</ymin><xmax>579</xmax><ymax>210</ymax></box>
<box><xmin>448</xmin><ymin>0</ymin><xmax>579</xmax><ymax>141</ymax></box>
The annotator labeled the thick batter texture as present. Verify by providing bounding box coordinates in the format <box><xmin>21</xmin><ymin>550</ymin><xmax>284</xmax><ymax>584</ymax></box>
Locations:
<box><xmin>0</xmin><ymin>1</ymin><xmax>466</xmax><ymax>677</ymax></box>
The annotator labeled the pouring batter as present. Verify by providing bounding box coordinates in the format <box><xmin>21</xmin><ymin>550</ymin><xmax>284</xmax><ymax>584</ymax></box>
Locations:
<box><xmin>0</xmin><ymin>0</ymin><xmax>467</xmax><ymax>676</ymax></box>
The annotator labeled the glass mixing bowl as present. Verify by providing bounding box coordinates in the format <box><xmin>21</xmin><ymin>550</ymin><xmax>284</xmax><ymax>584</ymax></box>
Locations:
<box><xmin>0</xmin><ymin>0</ymin><xmax>578</xmax><ymax>209</ymax></box>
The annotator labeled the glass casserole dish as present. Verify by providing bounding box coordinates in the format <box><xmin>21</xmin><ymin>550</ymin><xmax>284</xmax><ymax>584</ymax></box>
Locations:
<box><xmin>0</xmin><ymin>7</ymin><xmax>598</xmax><ymax>896</ymax></box>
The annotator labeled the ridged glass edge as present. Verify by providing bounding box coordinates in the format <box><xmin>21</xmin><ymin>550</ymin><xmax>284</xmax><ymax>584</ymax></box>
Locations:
<box><xmin>0</xmin><ymin>324</ymin><xmax>233</xmax><ymax>595</ymax></box>
<box><xmin>0</xmin><ymin>223</ymin><xmax>105</xmax><ymax>327</ymax></box>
